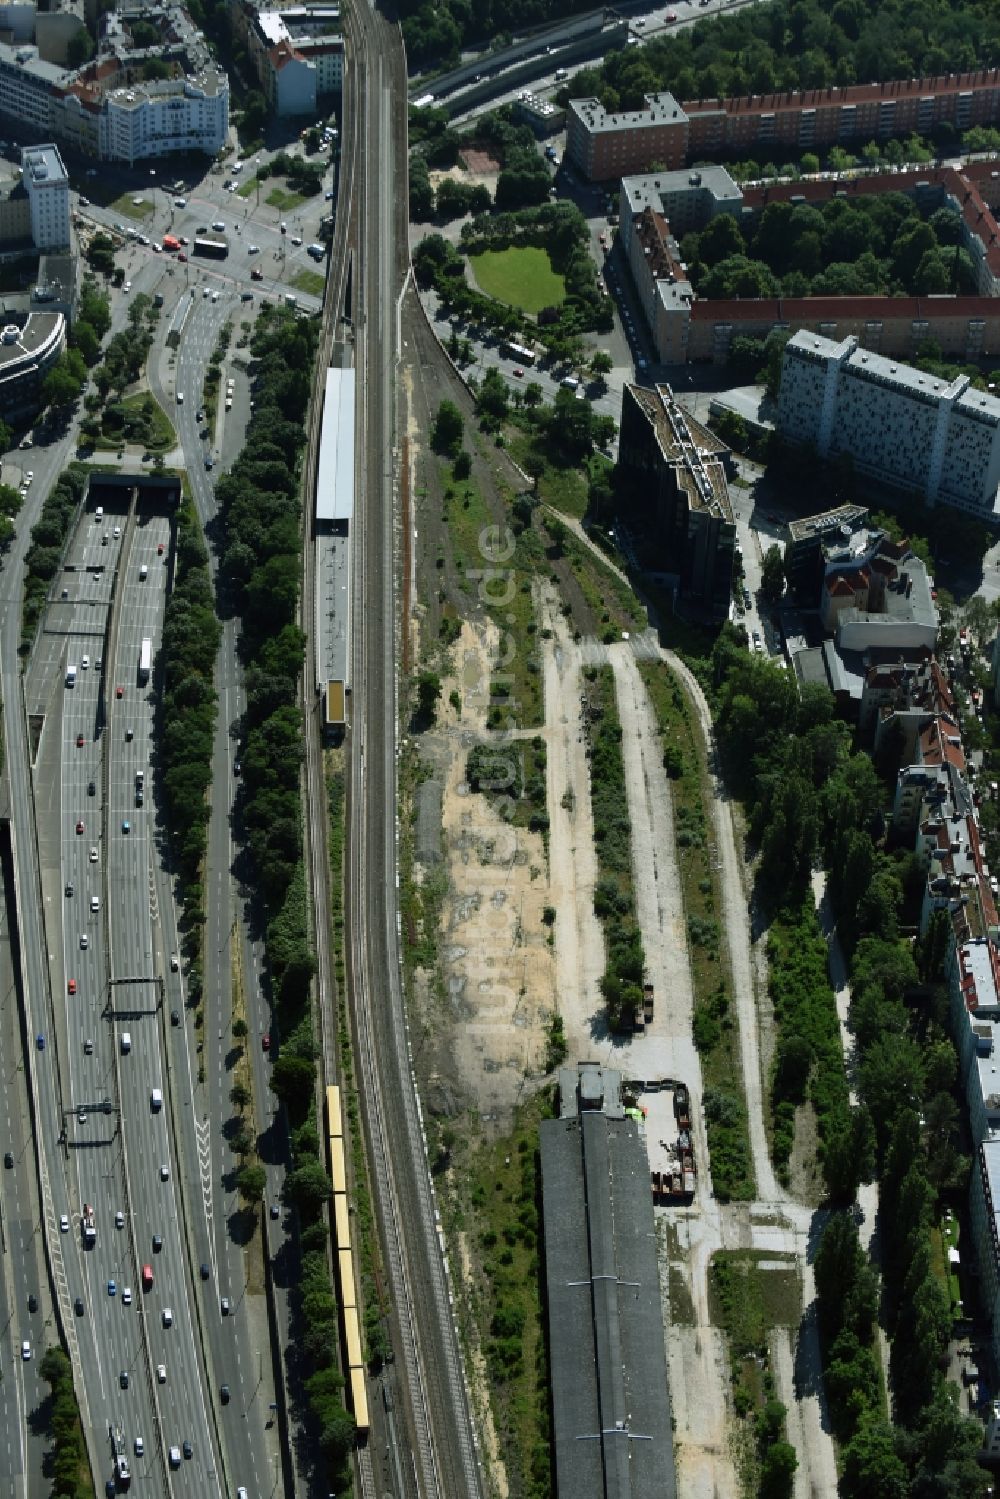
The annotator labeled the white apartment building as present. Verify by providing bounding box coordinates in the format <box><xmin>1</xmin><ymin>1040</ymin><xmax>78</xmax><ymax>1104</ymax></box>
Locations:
<box><xmin>20</xmin><ymin>143</ymin><xmax>69</xmax><ymax>250</ymax></box>
<box><xmin>778</xmin><ymin>331</ymin><xmax>1000</xmax><ymax>516</ymax></box>
<box><xmin>247</xmin><ymin>8</ymin><xmax>342</xmax><ymax>117</ymax></box>
<box><xmin>96</xmin><ymin>73</ymin><xmax>228</xmax><ymax>163</ymax></box>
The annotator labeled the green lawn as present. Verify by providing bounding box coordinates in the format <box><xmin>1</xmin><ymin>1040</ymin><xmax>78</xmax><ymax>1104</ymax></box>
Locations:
<box><xmin>291</xmin><ymin>269</ymin><xmax>326</xmax><ymax>296</ymax></box>
<box><xmin>112</xmin><ymin>194</ymin><xmax>154</xmax><ymax>221</ymax></box>
<box><xmin>237</xmin><ymin>179</ymin><xmax>257</xmax><ymax>199</ymax></box>
<box><xmin>266</xmin><ymin>187</ymin><xmax>306</xmax><ymax>211</ymax></box>
<box><xmin>469</xmin><ymin>245</ymin><xmax>565</xmax><ymax>315</ymax></box>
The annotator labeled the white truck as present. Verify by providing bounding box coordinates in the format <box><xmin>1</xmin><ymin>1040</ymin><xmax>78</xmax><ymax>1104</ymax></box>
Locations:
<box><xmin>65</xmin><ymin>663</ymin><xmax>77</xmax><ymax>687</ymax></box>
<box><xmin>82</xmin><ymin>1202</ymin><xmax>96</xmax><ymax>1246</ymax></box>
<box><xmin>138</xmin><ymin>638</ymin><xmax>151</xmax><ymax>684</ymax></box>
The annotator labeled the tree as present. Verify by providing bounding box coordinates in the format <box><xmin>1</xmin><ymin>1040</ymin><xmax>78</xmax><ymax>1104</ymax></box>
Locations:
<box><xmin>230</xmin><ymin>1080</ymin><xmax>251</xmax><ymax>1111</ymax></box>
<box><xmin>41</xmin><ymin>355</ymin><xmax>84</xmax><ymax>412</ymax></box>
<box><xmin>840</xmin><ymin>1417</ymin><xmax>909</xmax><ymax>1499</ymax></box>
<box><xmin>761</xmin><ymin>544</ymin><xmax>786</xmax><ymax>603</ymax></box>
<box><xmin>283</xmin><ymin>1158</ymin><xmax>332</xmax><ymax>1217</ymax></box>
<box><xmin>591</xmin><ymin>350</ymin><xmax>613</xmax><ymax>377</ymax></box>
<box><xmin>240</xmin><ymin>91</ymin><xmax>268</xmax><ymax>144</ymax></box>
<box><xmin>431</xmin><ymin>398</ymin><xmax>463</xmax><ymax>457</ymax></box>
<box><xmin>416</xmin><ymin>670</ymin><xmax>442</xmax><ymax>725</ymax></box>
<box><xmin>759</xmin><ymin>1441</ymin><xmax>797</xmax><ymax>1499</ymax></box>
<box><xmin>66</xmin><ymin>24</ymin><xmax>94</xmax><ymax>68</ymax></box>
<box><xmin>237</xmin><ymin>1162</ymin><xmax>266</xmax><ymax>1203</ymax></box>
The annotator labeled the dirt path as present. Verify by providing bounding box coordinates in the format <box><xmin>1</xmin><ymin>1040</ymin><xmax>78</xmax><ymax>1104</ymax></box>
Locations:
<box><xmin>540</xmin><ymin>586</ymin><xmax>609</xmax><ymax>1055</ymax></box>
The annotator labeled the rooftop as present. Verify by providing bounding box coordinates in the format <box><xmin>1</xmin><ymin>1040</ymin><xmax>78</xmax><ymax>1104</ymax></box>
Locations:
<box><xmin>21</xmin><ymin>144</ymin><xmax>67</xmax><ymax>188</ymax></box>
<box><xmin>541</xmin><ymin>1063</ymin><xmax>676</xmax><ymax>1499</ymax></box>
<box><xmin>571</xmin><ymin>90</ymin><xmax>686</xmax><ymax>134</ymax></box>
<box><xmin>316</xmin><ymin>368</ymin><xmax>354</xmax><ymax>524</ymax></box>
<box><xmin>683</xmin><ymin>68</ymin><xmax>1000</xmax><ymax>118</ymax></box>
<box><xmin>627</xmin><ymin>383</ymin><xmax>732</xmax><ymax>520</ymax></box>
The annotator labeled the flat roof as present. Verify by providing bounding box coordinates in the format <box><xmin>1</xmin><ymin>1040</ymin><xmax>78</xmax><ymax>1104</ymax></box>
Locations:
<box><xmin>316</xmin><ymin>367</ymin><xmax>354</xmax><ymax>523</ymax></box>
<box><xmin>540</xmin><ymin>1074</ymin><xmax>676</xmax><ymax>1499</ymax></box>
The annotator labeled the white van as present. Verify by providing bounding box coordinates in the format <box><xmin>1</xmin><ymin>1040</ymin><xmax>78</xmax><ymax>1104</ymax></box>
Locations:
<box><xmin>90</xmin><ymin>895</ymin><xmax>100</xmax><ymax>913</ymax></box>
<box><xmin>168</xmin><ymin>1446</ymin><xmax>181</xmax><ymax>1469</ymax></box>
<box><xmin>139</xmin><ymin>564</ymin><xmax>148</xmax><ymax>580</ymax></box>
<box><xmin>120</xmin><ymin>1032</ymin><xmax>131</xmax><ymax>1054</ymax></box>
<box><xmin>95</xmin><ymin>505</ymin><xmax>104</xmax><ymax>520</ymax></box>
<box><xmin>150</xmin><ymin>1087</ymin><xmax>162</xmax><ymax>1112</ymax></box>
<box><xmin>162</xmin><ymin>1307</ymin><xmax>173</xmax><ymax>1328</ymax></box>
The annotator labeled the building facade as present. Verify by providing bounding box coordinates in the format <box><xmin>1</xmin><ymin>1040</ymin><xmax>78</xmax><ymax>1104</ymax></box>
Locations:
<box><xmin>0</xmin><ymin>310</ymin><xmax>65</xmax><ymax>418</ymax></box>
<box><xmin>21</xmin><ymin>143</ymin><xmax>69</xmax><ymax>249</ymax></box>
<box><xmin>778</xmin><ymin>331</ymin><xmax>1000</xmax><ymax>516</ymax></box>
<box><xmin>0</xmin><ymin>6</ymin><xmax>229</xmax><ymax>162</ymax></box>
<box><xmin>617</xmin><ymin>382</ymin><xmax>735</xmax><ymax>619</ymax></box>
<box><xmin>566</xmin><ymin>70</ymin><xmax>1000</xmax><ymax>183</ymax></box>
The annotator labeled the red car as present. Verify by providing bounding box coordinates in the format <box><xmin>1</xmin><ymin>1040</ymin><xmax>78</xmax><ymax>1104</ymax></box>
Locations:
<box><xmin>177</xmin><ymin>252</ymin><xmax>187</xmax><ymax>262</ymax></box>
<box><xmin>513</xmin><ymin>367</ymin><xmax>524</xmax><ymax>377</ymax></box>
<box><xmin>67</xmin><ymin>979</ymin><xmax>76</xmax><ymax>995</ymax></box>
<box><xmin>261</xmin><ymin>1033</ymin><xmax>271</xmax><ymax>1052</ymax></box>
<box><xmin>76</xmin><ymin>733</ymin><xmax>84</xmax><ymax>747</ymax></box>
<box><xmin>116</xmin><ymin>685</ymin><xmax>124</xmax><ymax>699</ymax></box>
<box><xmin>157</xmin><ymin>543</ymin><xmax>164</xmax><ymax>555</ymax></box>
<box><xmin>75</xmin><ymin>820</ymin><xmax>84</xmax><ymax>834</ymax></box>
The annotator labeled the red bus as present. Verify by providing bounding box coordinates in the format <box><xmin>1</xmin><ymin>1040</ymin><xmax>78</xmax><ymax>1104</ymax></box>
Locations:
<box><xmin>162</xmin><ymin>235</ymin><xmax>180</xmax><ymax>252</ymax></box>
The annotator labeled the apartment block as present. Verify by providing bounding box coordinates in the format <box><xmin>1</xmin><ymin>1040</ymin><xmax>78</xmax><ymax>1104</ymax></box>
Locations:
<box><xmin>21</xmin><ymin>143</ymin><xmax>69</xmax><ymax>250</ymax></box>
<box><xmin>778</xmin><ymin>331</ymin><xmax>1000</xmax><ymax>517</ymax></box>
<box><xmin>236</xmin><ymin>2</ymin><xmax>343</xmax><ymax>117</ymax></box>
<box><xmin>617</xmin><ymin>382</ymin><xmax>735</xmax><ymax>619</ymax></box>
<box><xmin>565</xmin><ymin>71</ymin><xmax>1000</xmax><ymax>182</ymax></box>
<box><xmin>0</xmin><ymin>4</ymin><xmax>228</xmax><ymax>162</ymax></box>
<box><xmin>566</xmin><ymin>93</ymin><xmax>688</xmax><ymax>182</ymax></box>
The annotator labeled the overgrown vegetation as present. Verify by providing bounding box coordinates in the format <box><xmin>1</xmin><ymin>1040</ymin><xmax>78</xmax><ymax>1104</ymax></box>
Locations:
<box><xmin>440</xmin><ymin>1094</ymin><xmax>554</xmax><ymax>1498</ymax></box>
<box><xmin>22</xmin><ymin>465</ymin><xmax>85</xmax><ymax>647</ymax></box>
<box><xmin>215</xmin><ymin>305</ymin><xmax>355</xmax><ymax>1484</ymax></box>
<box><xmin>709</xmin><ymin>1251</ymin><xmax>800</xmax><ymax>1498</ymax></box>
<box><xmin>158</xmin><ymin>493</ymin><xmax>220</xmax><ymax>930</ymax></box>
<box><xmin>39</xmin><ymin>1345</ymin><xmax>95</xmax><ymax>1498</ymax></box>
<box><xmin>582</xmin><ymin>665</ymin><xmax>646</xmax><ymax>1034</ymax></box>
<box><xmin>767</xmin><ymin>908</ymin><xmax>854</xmax><ymax>1192</ymax></box>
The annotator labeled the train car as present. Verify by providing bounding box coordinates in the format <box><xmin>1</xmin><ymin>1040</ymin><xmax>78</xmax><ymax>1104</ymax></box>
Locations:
<box><xmin>326</xmin><ymin>1083</ymin><xmax>343</xmax><ymax>1139</ymax></box>
<box><xmin>334</xmin><ymin>1191</ymin><xmax>350</xmax><ymax>1248</ymax></box>
<box><xmin>330</xmin><ymin>1134</ymin><xmax>346</xmax><ymax>1195</ymax></box>
<box><xmin>344</xmin><ymin>1304</ymin><xmax>363</xmax><ymax>1369</ymax></box>
<box><xmin>338</xmin><ymin>1248</ymin><xmax>357</xmax><ymax>1310</ymax></box>
<box><xmin>350</xmin><ymin>1366</ymin><xmax>369</xmax><ymax>1435</ymax></box>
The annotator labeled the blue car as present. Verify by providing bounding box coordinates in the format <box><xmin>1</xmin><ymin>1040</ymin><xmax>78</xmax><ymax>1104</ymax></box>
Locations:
<box><xmin>107</xmin><ymin>1280</ymin><xmax>116</xmax><ymax>1297</ymax></box>
<box><xmin>35</xmin><ymin>1034</ymin><xmax>45</xmax><ymax>1050</ymax></box>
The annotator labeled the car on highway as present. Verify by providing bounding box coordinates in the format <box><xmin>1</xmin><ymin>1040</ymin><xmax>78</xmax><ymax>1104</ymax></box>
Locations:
<box><xmin>76</xmin><ymin>820</ymin><xmax>84</xmax><ymax>834</ymax></box>
<box><xmin>122</xmin><ymin>1287</ymin><xmax>132</xmax><ymax>1304</ymax></box>
<box><xmin>84</xmin><ymin>1038</ymin><xmax>93</xmax><ymax>1054</ymax></box>
<box><xmin>162</xmin><ymin>1307</ymin><xmax>173</xmax><ymax>1328</ymax></box>
<box><xmin>77</xmin><ymin>1106</ymin><xmax>86</xmax><ymax>1124</ymax></box>
<box><xmin>270</xmin><ymin>1202</ymin><xmax>280</xmax><ymax>1220</ymax></box>
<box><xmin>74</xmin><ymin>1296</ymin><xmax>84</xmax><ymax>1315</ymax></box>
<box><xmin>157</xmin><ymin>1364</ymin><xmax>167</xmax><ymax>1384</ymax></box>
<box><xmin>119</xmin><ymin>1370</ymin><xmax>129</xmax><ymax>1389</ymax></box>
<box><xmin>169</xmin><ymin>1446</ymin><xmax>180</xmax><ymax>1468</ymax></box>
<box><xmin>36</xmin><ymin>1034</ymin><xmax>44</xmax><ymax>1049</ymax></box>
<box><xmin>107</xmin><ymin>1280</ymin><xmax>116</xmax><ymax>1296</ymax></box>
<box><xmin>21</xmin><ymin>1341</ymin><xmax>30</xmax><ymax>1360</ymax></box>
<box><xmin>221</xmin><ymin>1296</ymin><xmax>231</xmax><ymax>1316</ymax></box>
<box><xmin>116</xmin><ymin>684</ymin><xmax>124</xmax><ymax>698</ymax></box>
<box><xmin>67</xmin><ymin>979</ymin><xmax>76</xmax><ymax>994</ymax></box>
<box><xmin>262</xmin><ymin>1033</ymin><xmax>271</xmax><ymax>1051</ymax></box>
<box><xmin>79</xmin><ymin>934</ymin><xmax>88</xmax><ymax>949</ymax></box>
<box><xmin>88</xmin><ymin>780</ymin><xmax>95</xmax><ymax>796</ymax></box>
<box><xmin>158</xmin><ymin>541</ymin><xmax>164</xmax><ymax>554</ymax></box>
<box><xmin>122</xmin><ymin>819</ymin><xmax>130</xmax><ymax>834</ymax></box>
<box><xmin>125</xmin><ymin>728</ymin><xmax>133</xmax><ymax>742</ymax></box>
<box><xmin>66</xmin><ymin>881</ymin><xmax>74</xmax><ymax>896</ymax></box>
<box><xmin>183</xmin><ymin>1441</ymin><xmax>193</xmax><ymax>1460</ymax></box>
<box><xmin>220</xmin><ymin>1384</ymin><xmax>231</xmax><ymax>1404</ymax></box>
<box><xmin>141</xmin><ymin>1264</ymin><xmax>153</xmax><ymax>1291</ymax></box>
<box><xmin>76</xmin><ymin>733</ymin><xmax>84</xmax><ymax>747</ymax></box>
<box><xmin>4</xmin><ymin>1152</ymin><xmax>12</xmax><ymax>1169</ymax></box>
<box><xmin>115</xmin><ymin>1210</ymin><xmax>125</xmax><ymax>1229</ymax></box>
<box><xmin>89</xmin><ymin>845</ymin><xmax>98</xmax><ymax>861</ymax></box>
<box><xmin>27</xmin><ymin>1294</ymin><xmax>37</xmax><ymax>1313</ymax></box>
<box><xmin>153</xmin><ymin>1234</ymin><xmax>163</xmax><ymax>1252</ymax></box>
<box><xmin>134</xmin><ymin>1436</ymin><xmax>144</xmax><ymax>1457</ymax></box>
<box><xmin>171</xmin><ymin>1009</ymin><xmax>180</xmax><ymax>1026</ymax></box>
<box><xmin>200</xmin><ymin>1262</ymin><xmax>210</xmax><ymax>1280</ymax></box>
<box><xmin>81</xmin><ymin>654</ymin><xmax>89</xmax><ymax>669</ymax></box>
<box><xmin>60</xmin><ymin>1213</ymin><xmax>69</xmax><ymax>1231</ymax></box>
<box><xmin>160</xmin><ymin>1163</ymin><xmax>169</xmax><ymax>1180</ymax></box>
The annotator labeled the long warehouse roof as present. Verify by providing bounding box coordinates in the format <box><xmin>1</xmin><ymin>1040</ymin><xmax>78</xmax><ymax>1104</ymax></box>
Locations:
<box><xmin>316</xmin><ymin>367</ymin><xmax>355</xmax><ymax>523</ymax></box>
